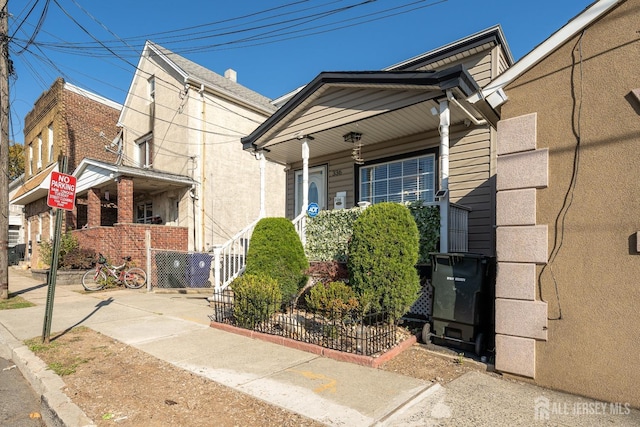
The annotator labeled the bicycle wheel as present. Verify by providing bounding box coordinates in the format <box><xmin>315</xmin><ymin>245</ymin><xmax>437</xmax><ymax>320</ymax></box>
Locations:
<box><xmin>82</xmin><ymin>268</ymin><xmax>107</xmax><ymax>291</ymax></box>
<box><xmin>124</xmin><ymin>267</ymin><xmax>147</xmax><ymax>289</ymax></box>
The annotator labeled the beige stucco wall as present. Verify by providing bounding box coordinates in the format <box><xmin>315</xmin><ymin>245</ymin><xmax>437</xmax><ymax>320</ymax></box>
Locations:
<box><xmin>121</xmin><ymin>52</ymin><xmax>285</xmax><ymax>250</ymax></box>
<box><xmin>497</xmin><ymin>0</ymin><xmax>640</xmax><ymax>407</ymax></box>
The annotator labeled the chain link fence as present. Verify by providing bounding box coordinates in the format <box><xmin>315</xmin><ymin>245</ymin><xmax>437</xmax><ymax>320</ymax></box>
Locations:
<box><xmin>151</xmin><ymin>249</ymin><xmax>214</xmax><ymax>289</ymax></box>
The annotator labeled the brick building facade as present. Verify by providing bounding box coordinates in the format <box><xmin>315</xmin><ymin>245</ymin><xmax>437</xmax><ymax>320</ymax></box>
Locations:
<box><xmin>12</xmin><ymin>78</ymin><xmax>121</xmax><ymax>268</ymax></box>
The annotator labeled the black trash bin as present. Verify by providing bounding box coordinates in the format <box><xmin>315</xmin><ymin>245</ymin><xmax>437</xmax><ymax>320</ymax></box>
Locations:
<box><xmin>186</xmin><ymin>253</ymin><xmax>212</xmax><ymax>288</ymax></box>
<box><xmin>423</xmin><ymin>252</ymin><xmax>490</xmax><ymax>355</ymax></box>
<box><xmin>8</xmin><ymin>246</ymin><xmax>19</xmax><ymax>266</ymax></box>
<box><xmin>155</xmin><ymin>252</ymin><xmax>188</xmax><ymax>288</ymax></box>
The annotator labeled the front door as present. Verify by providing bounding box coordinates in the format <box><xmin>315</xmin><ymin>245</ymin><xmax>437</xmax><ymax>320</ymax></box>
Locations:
<box><xmin>294</xmin><ymin>165</ymin><xmax>326</xmax><ymax>216</ymax></box>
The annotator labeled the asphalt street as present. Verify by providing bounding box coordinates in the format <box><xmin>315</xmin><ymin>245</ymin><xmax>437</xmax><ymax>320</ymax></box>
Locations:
<box><xmin>0</xmin><ymin>356</ymin><xmax>45</xmax><ymax>426</ymax></box>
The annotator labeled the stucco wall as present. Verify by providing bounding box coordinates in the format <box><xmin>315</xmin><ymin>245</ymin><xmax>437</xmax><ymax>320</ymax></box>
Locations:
<box><xmin>497</xmin><ymin>0</ymin><xmax>640</xmax><ymax>407</ymax></box>
<box><xmin>121</xmin><ymin>52</ymin><xmax>285</xmax><ymax>250</ymax></box>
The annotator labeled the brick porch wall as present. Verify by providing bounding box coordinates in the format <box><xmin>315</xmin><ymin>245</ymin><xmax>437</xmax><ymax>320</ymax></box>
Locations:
<box><xmin>72</xmin><ymin>224</ymin><xmax>188</xmax><ymax>268</ymax></box>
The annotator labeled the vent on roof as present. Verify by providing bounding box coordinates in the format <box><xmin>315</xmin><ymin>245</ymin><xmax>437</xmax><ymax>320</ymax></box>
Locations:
<box><xmin>224</xmin><ymin>69</ymin><xmax>237</xmax><ymax>83</ymax></box>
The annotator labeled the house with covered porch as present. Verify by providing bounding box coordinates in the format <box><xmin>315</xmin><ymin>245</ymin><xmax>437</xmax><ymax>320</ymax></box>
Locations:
<box><xmin>70</xmin><ymin>41</ymin><xmax>287</xmax><ymax>274</ymax></box>
<box><xmin>211</xmin><ymin>26</ymin><xmax>512</xmax><ymax>291</ymax></box>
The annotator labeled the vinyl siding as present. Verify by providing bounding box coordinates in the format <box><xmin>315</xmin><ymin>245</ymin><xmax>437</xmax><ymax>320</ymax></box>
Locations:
<box><xmin>286</xmin><ymin>126</ymin><xmax>495</xmax><ymax>255</ymax></box>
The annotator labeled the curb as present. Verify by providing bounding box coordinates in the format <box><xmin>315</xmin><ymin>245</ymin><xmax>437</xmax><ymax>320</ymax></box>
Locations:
<box><xmin>0</xmin><ymin>322</ymin><xmax>96</xmax><ymax>427</ymax></box>
<box><xmin>209</xmin><ymin>321</ymin><xmax>417</xmax><ymax>368</ymax></box>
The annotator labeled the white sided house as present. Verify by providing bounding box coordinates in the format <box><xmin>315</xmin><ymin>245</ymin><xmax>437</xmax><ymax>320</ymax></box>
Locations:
<box><xmin>75</xmin><ymin>41</ymin><xmax>286</xmax><ymax>254</ymax></box>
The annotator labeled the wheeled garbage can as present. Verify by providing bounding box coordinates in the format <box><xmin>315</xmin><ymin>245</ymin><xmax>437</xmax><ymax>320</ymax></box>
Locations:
<box><xmin>422</xmin><ymin>252</ymin><xmax>491</xmax><ymax>355</ymax></box>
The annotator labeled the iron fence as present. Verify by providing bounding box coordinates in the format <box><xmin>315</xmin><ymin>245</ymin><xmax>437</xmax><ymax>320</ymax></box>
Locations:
<box><xmin>209</xmin><ymin>289</ymin><xmax>398</xmax><ymax>356</ymax></box>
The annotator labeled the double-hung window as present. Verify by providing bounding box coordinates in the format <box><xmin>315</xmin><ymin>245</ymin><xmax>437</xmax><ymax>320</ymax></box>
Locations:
<box><xmin>136</xmin><ymin>202</ymin><xmax>153</xmax><ymax>224</ymax></box>
<box><xmin>136</xmin><ymin>133</ymin><xmax>153</xmax><ymax>168</ymax></box>
<box><xmin>359</xmin><ymin>154</ymin><xmax>436</xmax><ymax>204</ymax></box>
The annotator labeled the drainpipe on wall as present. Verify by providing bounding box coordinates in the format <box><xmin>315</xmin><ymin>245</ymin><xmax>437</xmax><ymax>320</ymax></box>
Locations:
<box><xmin>439</xmin><ymin>95</ymin><xmax>451</xmax><ymax>253</ymax></box>
<box><xmin>199</xmin><ymin>84</ymin><xmax>206</xmax><ymax>252</ymax></box>
<box><xmin>256</xmin><ymin>151</ymin><xmax>266</xmax><ymax>218</ymax></box>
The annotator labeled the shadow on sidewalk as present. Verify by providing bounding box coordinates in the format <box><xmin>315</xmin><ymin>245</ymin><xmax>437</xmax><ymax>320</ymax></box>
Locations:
<box><xmin>51</xmin><ymin>297</ymin><xmax>114</xmax><ymax>342</ymax></box>
<box><xmin>10</xmin><ymin>282</ymin><xmax>48</xmax><ymax>296</ymax></box>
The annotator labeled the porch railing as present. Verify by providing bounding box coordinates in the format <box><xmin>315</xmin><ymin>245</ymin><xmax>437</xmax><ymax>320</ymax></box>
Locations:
<box><xmin>211</xmin><ymin>218</ymin><xmax>260</xmax><ymax>291</ymax></box>
<box><xmin>292</xmin><ymin>211</ymin><xmax>306</xmax><ymax>244</ymax></box>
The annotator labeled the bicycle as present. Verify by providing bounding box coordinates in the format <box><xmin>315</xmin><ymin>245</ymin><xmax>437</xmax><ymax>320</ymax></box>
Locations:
<box><xmin>82</xmin><ymin>254</ymin><xmax>147</xmax><ymax>291</ymax></box>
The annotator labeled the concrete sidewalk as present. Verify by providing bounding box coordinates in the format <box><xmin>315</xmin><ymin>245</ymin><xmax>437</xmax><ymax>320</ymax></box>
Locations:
<box><xmin>1</xmin><ymin>267</ymin><xmax>638</xmax><ymax>427</ymax></box>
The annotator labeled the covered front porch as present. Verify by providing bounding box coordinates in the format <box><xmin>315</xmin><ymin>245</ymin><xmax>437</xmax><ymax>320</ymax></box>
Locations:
<box><xmin>71</xmin><ymin>158</ymin><xmax>196</xmax><ymax>266</ymax></box>
<box><xmin>210</xmin><ymin>65</ymin><xmax>499</xmax><ymax>292</ymax></box>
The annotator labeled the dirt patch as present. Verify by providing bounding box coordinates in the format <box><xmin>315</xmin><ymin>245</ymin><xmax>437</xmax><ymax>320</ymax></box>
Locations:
<box><xmin>28</xmin><ymin>327</ymin><xmax>495</xmax><ymax>426</ymax></box>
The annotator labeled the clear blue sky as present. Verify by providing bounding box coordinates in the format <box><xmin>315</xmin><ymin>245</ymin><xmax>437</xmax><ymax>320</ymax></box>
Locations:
<box><xmin>8</xmin><ymin>0</ymin><xmax>595</xmax><ymax>141</ymax></box>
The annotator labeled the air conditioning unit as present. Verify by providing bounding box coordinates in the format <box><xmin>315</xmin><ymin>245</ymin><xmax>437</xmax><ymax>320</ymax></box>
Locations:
<box><xmin>35</xmin><ymin>233</ymin><xmax>42</xmax><ymax>243</ymax></box>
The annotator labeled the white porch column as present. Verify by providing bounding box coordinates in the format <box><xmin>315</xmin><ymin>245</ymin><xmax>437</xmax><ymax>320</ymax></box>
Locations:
<box><xmin>439</xmin><ymin>96</ymin><xmax>450</xmax><ymax>253</ymax></box>
<box><xmin>257</xmin><ymin>151</ymin><xmax>266</xmax><ymax>218</ymax></box>
<box><xmin>300</xmin><ymin>137</ymin><xmax>311</xmax><ymax>246</ymax></box>
<box><xmin>301</xmin><ymin>137</ymin><xmax>310</xmax><ymax>214</ymax></box>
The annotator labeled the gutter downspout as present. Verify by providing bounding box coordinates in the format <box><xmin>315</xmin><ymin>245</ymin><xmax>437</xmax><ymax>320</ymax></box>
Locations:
<box><xmin>199</xmin><ymin>84</ymin><xmax>206</xmax><ymax>251</ymax></box>
<box><xmin>439</xmin><ymin>95</ymin><xmax>451</xmax><ymax>253</ymax></box>
<box><xmin>257</xmin><ymin>151</ymin><xmax>266</xmax><ymax>218</ymax></box>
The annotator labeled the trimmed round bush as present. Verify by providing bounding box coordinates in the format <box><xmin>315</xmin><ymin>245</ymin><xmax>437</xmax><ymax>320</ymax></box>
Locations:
<box><xmin>305</xmin><ymin>281</ymin><xmax>359</xmax><ymax>319</ymax></box>
<box><xmin>231</xmin><ymin>274</ymin><xmax>282</xmax><ymax>328</ymax></box>
<box><xmin>347</xmin><ymin>202</ymin><xmax>420</xmax><ymax>321</ymax></box>
<box><xmin>245</xmin><ymin>217</ymin><xmax>309</xmax><ymax>303</ymax></box>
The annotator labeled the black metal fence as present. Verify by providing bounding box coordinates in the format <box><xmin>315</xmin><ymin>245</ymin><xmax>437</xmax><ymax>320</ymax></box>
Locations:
<box><xmin>208</xmin><ymin>289</ymin><xmax>398</xmax><ymax>356</ymax></box>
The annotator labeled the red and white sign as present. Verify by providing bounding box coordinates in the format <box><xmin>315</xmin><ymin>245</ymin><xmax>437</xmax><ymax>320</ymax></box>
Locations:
<box><xmin>47</xmin><ymin>171</ymin><xmax>77</xmax><ymax>211</ymax></box>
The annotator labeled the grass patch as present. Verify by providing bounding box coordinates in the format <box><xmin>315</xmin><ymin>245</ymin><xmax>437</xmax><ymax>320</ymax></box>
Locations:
<box><xmin>25</xmin><ymin>326</ymin><xmax>92</xmax><ymax>376</ymax></box>
<box><xmin>0</xmin><ymin>295</ymin><xmax>35</xmax><ymax>310</ymax></box>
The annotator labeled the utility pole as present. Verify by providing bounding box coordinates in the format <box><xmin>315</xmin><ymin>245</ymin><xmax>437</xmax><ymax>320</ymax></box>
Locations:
<box><xmin>0</xmin><ymin>0</ymin><xmax>9</xmax><ymax>300</ymax></box>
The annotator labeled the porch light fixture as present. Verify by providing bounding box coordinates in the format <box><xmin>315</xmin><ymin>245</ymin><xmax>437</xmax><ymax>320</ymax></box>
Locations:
<box><xmin>344</xmin><ymin>132</ymin><xmax>364</xmax><ymax>165</ymax></box>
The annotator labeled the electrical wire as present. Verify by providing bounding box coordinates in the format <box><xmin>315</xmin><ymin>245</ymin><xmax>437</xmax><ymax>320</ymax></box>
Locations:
<box><xmin>537</xmin><ymin>30</ymin><xmax>587</xmax><ymax>321</ymax></box>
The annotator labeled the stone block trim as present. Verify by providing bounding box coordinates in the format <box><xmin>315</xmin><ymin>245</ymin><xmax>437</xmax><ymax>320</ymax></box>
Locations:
<box><xmin>496</xmin><ymin>112</ymin><xmax>537</xmax><ymax>155</ymax></box>
<box><xmin>496</xmin><ymin>225</ymin><xmax>548</xmax><ymax>264</ymax></box>
<box><xmin>496</xmin><ymin>148</ymin><xmax>548</xmax><ymax>191</ymax></box>
<box><xmin>496</xmin><ymin>189</ymin><xmax>536</xmax><ymax>226</ymax></box>
<box><xmin>495</xmin><ymin>299</ymin><xmax>548</xmax><ymax>340</ymax></box>
<box><xmin>495</xmin><ymin>262</ymin><xmax>536</xmax><ymax>300</ymax></box>
<box><xmin>495</xmin><ymin>335</ymin><xmax>536</xmax><ymax>378</ymax></box>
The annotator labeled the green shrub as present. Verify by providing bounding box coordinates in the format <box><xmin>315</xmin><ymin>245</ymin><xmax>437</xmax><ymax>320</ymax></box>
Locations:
<box><xmin>245</xmin><ymin>217</ymin><xmax>309</xmax><ymax>303</ymax></box>
<box><xmin>347</xmin><ymin>202</ymin><xmax>421</xmax><ymax>321</ymax></box>
<box><xmin>231</xmin><ymin>274</ymin><xmax>282</xmax><ymax>328</ymax></box>
<box><xmin>406</xmin><ymin>201</ymin><xmax>440</xmax><ymax>264</ymax></box>
<box><xmin>305</xmin><ymin>281</ymin><xmax>359</xmax><ymax>319</ymax></box>
<box><xmin>61</xmin><ymin>247</ymin><xmax>96</xmax><ymax>269</ymax></box>
<box><xmin>40</xmin><ymin>232</ymin><xmax>92</xmax><ymax>269</ymax></box>
<box><xmin>305</xmin><ymin>208</ymin><xmax>364</xmax><ymax>261</ymax></box>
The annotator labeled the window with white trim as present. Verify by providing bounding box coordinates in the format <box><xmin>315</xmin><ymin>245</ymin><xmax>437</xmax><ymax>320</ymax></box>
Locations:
<box><xmin>148</xmin><ymin>76</ymin><xmax>155</xmax><ymax>102</ymax></box>
<box><xmin>28</xmin><ymin>143</ymin><xmax>33</xmax><ymax>175</ymax></box>
<box><xmin>136</xmin><ymin>133</ymin><xmax>153</xmax><ymax>168</ymax></box>
<box><xmin>37</xmin><ymin>134</ymin><xmax>42</xmax><ymax>169</ymax></box>
<box><xmin>48</xmin><ymin>123</ymin><xmax>54</xmax><ymax>163</ymax></box>
<box><xmin>359</xmin><ymin>154</ymin><xmax>436</xmax><ymax>204</ymax></box>
<box><xmin>136</xmin><ymin>202</ymin><xmax>153</xmax><ymax>224</ymax></box>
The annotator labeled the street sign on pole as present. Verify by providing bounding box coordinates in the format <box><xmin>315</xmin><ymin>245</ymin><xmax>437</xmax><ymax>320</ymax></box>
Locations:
<box><xmin>47</xmin><ymin>171</ymin><xmax>76</xmax><ymax>211</ymax></box>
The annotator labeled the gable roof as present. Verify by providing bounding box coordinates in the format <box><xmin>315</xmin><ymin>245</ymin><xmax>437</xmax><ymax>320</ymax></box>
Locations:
<box><xmin>471</xmin><ymin>0</ymin><xmax>624</xmax><ymax>108</ymax></box>
<box><xmin>118</xmin><ymin>41</ymin><xmax>276</xmax><ymax>124</ymax></box>
<box><xmin>385</xmin><ymin>25</ymin><xmax>513</xmax><ymax>71</ymax></box>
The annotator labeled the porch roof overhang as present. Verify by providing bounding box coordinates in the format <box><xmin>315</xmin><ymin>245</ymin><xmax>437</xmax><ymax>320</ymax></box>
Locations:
<box><xmin>241</xmin><ymin>65</ymin><xmax>497</xmax><ymax>165</ymax></box>
<box><xmin>73</xmin><ymin>158</ymin><xmax>196</xmax><ymax>197</ymax></box>
<box><xmin>10</xmin><ymin>163</ymin><xmax>59</xmax><ymax>205</ymax></box>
